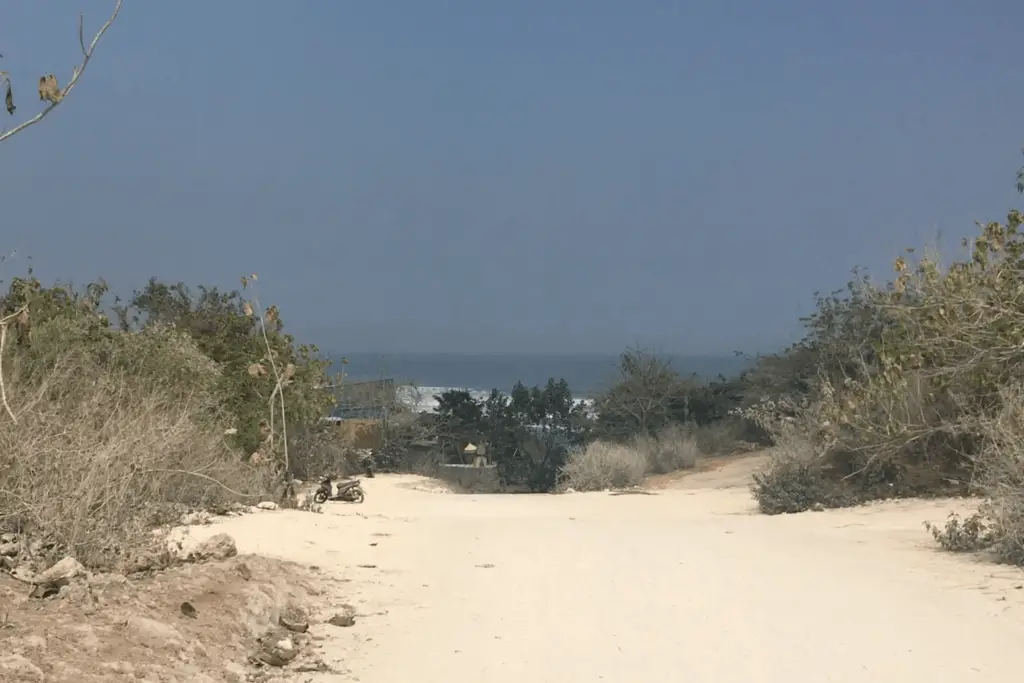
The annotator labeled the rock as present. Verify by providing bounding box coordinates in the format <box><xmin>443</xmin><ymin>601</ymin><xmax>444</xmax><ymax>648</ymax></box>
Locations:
<box><xmin>0</xmin><ymin>654</ymin><xmax>45</xmax><ymax>682</ymax></box>
<box><xmin>279</xmin><ymin>616</ymin><xmax>309</xmax><ymax>633</ymax></box>
<box><xmin>0</xmin><ymin>532</ymin><xmax>17</xmax><ymax>543</ymax></box>
<box><xmin>11</xmin><ymin>564</ymin><xmax>37</xmax><ymax>584</ymax></box>
<box><xmin>125</xmin><ymin>615</ymin><xmax>184</xmax><ymax>650</ymax></box>
<box><xmin>327</xmin><ymin>604</ymin><xmax>356</xmax><ymax>628</ymax></box>
<box><xmin>29</xmin><ymin>583</ymin><xmax>61</xmax><ymax>599</ymax></box>
<box><xmin>0</xmin><ymin>540</ymin><xmax>18</xmax><ymax>557</ymax></box>
<box><xmin>278</xmin><ymin>606</ymin><xmax>309</xmax><ymax>633</ymax></box>
<box><xmin>180</xmin><ymin>510</ymin><xmax>212</xmax><ymax>526</ymax></box>
<box><xmin>294</xmin><ymin>656</ymin><xmax>333</xmax><ymax>673</ymax></box>
<box><xmin>255</xmin><ymin>634</ymin><xmax>298</xmax><ymax>667</ymax></box>
<box><xmin>28</xmin><ymin>556</ymin><xmax>87</xmax><ymax>598</ymax></box>
<box><xmin>0</xmin><ymin>555</ymin><xmax>16</xmax><ymax>571</ymax></box>
<box><xmin>58</xmin><ymin>581</ymin><xmax>94</xmax><ymax>607</ymax></box>
<box><xmin>122</xmin><ymin>547</ymin><xmax>173</xmax><ymax>574</ymax></box>
<box><xmin>256</xmin><ymin>501</ymin><xmax>279</xmax><ymax>511</ymax></box>
<box><xmin>37</xmin><ymin>556</ymin><xmax>85</xmax><ymax>585</ymax></box>
<box><xmin>327</xmin><ymin>613</ymin><xmax>355</xmax><ymax>627</ymax></box>
<box><xmin>194</xmin><ymin>533</ymin><xmax>237</xmax><ymax>561</ymax></box>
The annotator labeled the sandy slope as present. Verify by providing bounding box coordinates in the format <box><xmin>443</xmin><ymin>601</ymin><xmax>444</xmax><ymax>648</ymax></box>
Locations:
<box><xmin>193</xmin><ymin>461</ymin><xmax>1024</xmax><ymax>682</ymax></box>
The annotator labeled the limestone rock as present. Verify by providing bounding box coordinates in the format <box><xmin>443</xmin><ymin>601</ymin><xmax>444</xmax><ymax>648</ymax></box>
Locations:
<box><xmin>194</xmin><ymin>533</ymin><xmax>237</xmax><ymax>561</ymax></box>
<box><xmin>37</xmin><ymin>556</ymin><xmax>85</xmax><ymax>585</ymax></box>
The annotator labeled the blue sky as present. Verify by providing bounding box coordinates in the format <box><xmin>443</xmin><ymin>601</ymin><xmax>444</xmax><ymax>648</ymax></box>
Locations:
<box><xmin>1</xmin><ymin>1</ymin><xmax>1022</xmax><ymax>355</ymax></box>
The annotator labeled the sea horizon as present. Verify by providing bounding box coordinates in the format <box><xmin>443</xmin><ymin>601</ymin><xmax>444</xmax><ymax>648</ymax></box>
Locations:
<box><xmin>323</xmin><ymin>351</ymin><xmax>756</xmax><ymax>397</ymax></box>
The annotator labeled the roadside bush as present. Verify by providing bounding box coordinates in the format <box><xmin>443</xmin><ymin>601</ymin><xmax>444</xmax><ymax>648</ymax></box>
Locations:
<box><xmin>0</xmin><ymin>273</ymin><xmax>336</xmax><ymax>569</ymax></box>
<box><xmin>749</xmin><ymin>433</ymin><xmax>853</xmax><ymax>514</ymax></box>
<box><xmin>634</xmin><ymin>423</ymin><xmax>701</xmax><ymax>474</ymax></box>
<box><xmin>559</xmin><ymin>441</ymin><xmax>647</xmax><ymax>491</ymax></box>
<box><xmin>752</xmin><ymin>458</ymin><xmax>854</xmax><ymax>515</ymax></box>
<box><xmin>559</xmin><ymin>424</ymin><xmax>706</xmax><ymax>491</ymax></box>
<box><xmin>0</xmin><ymin>322</ymin><xmax>274</xmax><ymax>569</ymax></box>
<box><xmin>924</xmin><ymin>513</ymin><xmax>993</xmax><ymax>554</ymax></box>
<box><xmin>288</xmin><ymin>426</ymin><xmax>360</xmax><ymax>481</ymax></box>
<box><xmin>693</xmin><ymin>418</ymin><xmax>760</xmax><ymax>455</ymax></box>
<box><xmin>741</xmin><ymin>206</ymin><xmax>1024</xmax><ymax>518</ymax></box>
<box><xmin>922</xmin><ymin>385</ymin><xmax>1024</xmax><ymax>565</ymax></box>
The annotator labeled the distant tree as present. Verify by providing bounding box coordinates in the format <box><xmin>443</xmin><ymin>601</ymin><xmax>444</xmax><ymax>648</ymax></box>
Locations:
<box><xmin>595</xmin><ymin>347</ymin><xmax>691</xmax><ymax>438</ymax></box>
<box><xmin>429</xmin><ymin>379</ymin><xmax>591</xmax><ymax>491</ymax></box>
<box><xmin>434</xmin><ymin>389</ymin><xmax>485</xmax><ymax>460</ymax></box>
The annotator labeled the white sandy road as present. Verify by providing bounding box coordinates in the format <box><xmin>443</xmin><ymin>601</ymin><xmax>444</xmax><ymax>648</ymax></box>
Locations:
<box><xmin>193</xmin><ymin>467</ymin><xmax>1024</xmax><ymax>682</ymax></box>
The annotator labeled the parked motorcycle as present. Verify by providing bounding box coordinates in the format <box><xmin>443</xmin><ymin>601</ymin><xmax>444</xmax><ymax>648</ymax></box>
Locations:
<box><xmin>313</xmin><ymin>476</ymin><xmax>365</xmax><ymax>504</ymax></box>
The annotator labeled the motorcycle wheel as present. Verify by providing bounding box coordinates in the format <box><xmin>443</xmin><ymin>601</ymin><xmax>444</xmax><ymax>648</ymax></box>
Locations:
<box><xmin>313</xmin><ymin>490</ymin><xmax>329</xmax><ymax>504</ymax></box>
<box><xmin>347</xmin><ymin>487</ymin><xmax>365</xmax><ymax>504</ymax></box>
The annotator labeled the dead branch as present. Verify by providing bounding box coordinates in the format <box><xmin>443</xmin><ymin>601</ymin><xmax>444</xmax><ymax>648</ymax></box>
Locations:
<box><xmin>140</xmin><ymin>468</ymin><xmax>263</xmax><ymax>498</ymax></box>
<box><xmin>0</xmin><ymin>0</ymin><xmax>122</xmax><ymax>145</ymax></box>
<box><xmin>0</xmin><ymin>304</ymin><xmax>28</xmax><ymax>423</ymax></box>
<box><xmin>242</xmin><ymin>276</ymin><xmax>291</xmax><ymax>479</ymax></box>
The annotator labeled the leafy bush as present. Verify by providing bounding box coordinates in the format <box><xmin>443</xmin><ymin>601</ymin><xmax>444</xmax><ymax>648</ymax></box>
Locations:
<box><xmin>751</xmin><ymin>457</ymin><xmax>854</xmax><ymax>515</ymax></box>
<box><xmin>924</xmin><ymin>513</ymin><xmax>992</xmax><ymax>553</ymax></box>
<box><xmin>559</xmin><ymin>441</ymin><xmax>648</xmax><ymax>491</ymax></box>
<box><xmin>116</xmin><ymin>278</ymin><xmax>334</xmax><ymax>461</ymax></box>
<box><xmin>748</xmin><ymin>432</ymin><xmax>854</xmax><ymax>514</ymax></box>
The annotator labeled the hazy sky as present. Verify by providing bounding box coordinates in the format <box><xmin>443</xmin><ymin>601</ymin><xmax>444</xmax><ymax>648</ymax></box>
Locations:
<box><xmin>2</xmin><ymin>1</ymin><xmax>1022</xmax><ymax>355</ymax></box>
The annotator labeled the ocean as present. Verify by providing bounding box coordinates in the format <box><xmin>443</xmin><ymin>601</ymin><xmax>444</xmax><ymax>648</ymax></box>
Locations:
<box><xmin>325</xmin><ymin>352</ymin><xmax>752</xmax><ymax>397</ymax></box>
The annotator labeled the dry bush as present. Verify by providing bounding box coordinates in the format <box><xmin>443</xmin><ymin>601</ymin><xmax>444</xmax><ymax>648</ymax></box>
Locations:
<box><xmin>692</xmin><ymin>418</ymin><xmax>759</xmax><ymax>455</ymax></box>
<box><xmin>560</xmin><ymin>425</ymin><xmax>704</xmax><ymax>490</ymax></box>
<box><xmin>634</xmin><ymin>423</ymin><xmax>701</xmax><ymax>474</ymax></box>
<box><xmin>289</xmin><ymin>427</ymin><xmax>360</xmax><ymax>481</ymax></box>
<box><xmin>559</xmin><ymin>441</ymin><xmax>647</xmax><ymax>491</ymax></box>
<box><xmin>0</xmin><ymin>323</ymin><xmax>274</xmax><ymax>569</ymax></box>
<box><xmin>742</xmin><ymin>214</ymin><xmax>1024</xmax><ymax>515</ymax></box>
<box><xmin>925</xmin><ymin>385</ymin><xmax>1024</xmax><ymax>564</ymax></box>
<box><xmin>816</xmin><ymin>220</ymin><xmax>1024</xmax><ymax>492</ymax></box>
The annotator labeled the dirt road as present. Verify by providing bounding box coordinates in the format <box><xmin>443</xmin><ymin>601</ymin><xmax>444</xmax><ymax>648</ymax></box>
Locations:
<box><xmin>195</xmin><ymin>467</ymin><xmax>1024</xmax><ymax>682</ymax></box>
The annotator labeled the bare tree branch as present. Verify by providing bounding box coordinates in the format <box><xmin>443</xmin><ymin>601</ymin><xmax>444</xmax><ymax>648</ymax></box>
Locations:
<box><xmin>0</xmin><ymin>304</ymin><xmax>28</xmax><ymax>423</ymax></box>
<box><xmin>0</xmin><ymin>0</ymin><xmax>122</xmax><ymax>145</ymax></box>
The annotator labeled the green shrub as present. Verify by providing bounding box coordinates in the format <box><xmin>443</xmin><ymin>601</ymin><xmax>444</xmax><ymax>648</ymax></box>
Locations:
<box><xmin>924</xmin><ymin>513</ymin><xmax>992</xmax><ymax>553</ymax></box>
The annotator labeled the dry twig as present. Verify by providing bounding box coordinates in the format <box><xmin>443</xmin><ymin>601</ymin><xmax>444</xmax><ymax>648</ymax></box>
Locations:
<box><xmin>0</xmin><ymin>0</ymin><xmax>123</xmax><ymax>145</ymax></box>
<box><xmin>0</xmin><ymin>304</ymin><xmax>27</xmax><ymax>423</ymax></box>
